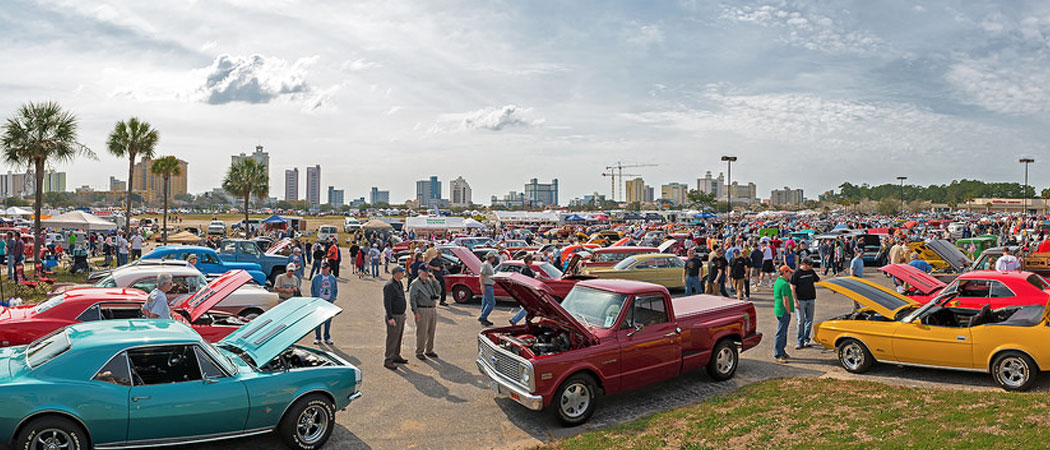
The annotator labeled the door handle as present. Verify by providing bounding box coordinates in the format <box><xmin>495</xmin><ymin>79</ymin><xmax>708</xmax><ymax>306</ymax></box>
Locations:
<box><xmin>132</xmin><ymin>396</ymin><xmax>150</xmax><ymax>402</ymax></box>
<box><xmin>664</xmin><ymin>329</ymin><xmax>680</xmax><ymax>337</ymax></box>
<box><xmin>956</xmin><ymin>336</ymin><xmax>967</xmax><ymax>341</ymax></box>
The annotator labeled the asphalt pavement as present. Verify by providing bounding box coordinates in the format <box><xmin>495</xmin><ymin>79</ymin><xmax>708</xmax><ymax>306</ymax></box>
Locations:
<box><xmin>181</xmin><ymin>265</ymin><xmax>1030</xmax><ymax>450</ymax></box>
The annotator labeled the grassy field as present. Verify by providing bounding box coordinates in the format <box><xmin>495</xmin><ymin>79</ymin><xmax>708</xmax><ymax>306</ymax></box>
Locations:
<box><xmin>542</xmin><ymin>378</ymin><xmax>1050</xmax><ymax>450</ymax></box>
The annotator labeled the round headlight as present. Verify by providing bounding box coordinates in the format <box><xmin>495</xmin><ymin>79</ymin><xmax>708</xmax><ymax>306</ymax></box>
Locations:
<box><xmin>520</xmin><ymin>369</ymin><xmax>530</xmax><ymax>384</ymax></box>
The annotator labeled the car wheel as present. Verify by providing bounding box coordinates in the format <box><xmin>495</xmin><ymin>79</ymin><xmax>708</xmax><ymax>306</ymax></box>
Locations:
<box><xmin>550</xmin><ymin>373</ymin><xmax>599</xmax><ymax>426</ymax></box>
<box><xmin>15</xmin><ymin>416</ymin><xmax>90</xmax><ymax>450</ymax></box>
<box><xmin>706</xmin><ymin>339</ymin><xmax>738</xmax><ymax>381</ymax></box>
<box><xmin>278</xmin><ymin>394</ymin><xmax>336</xmax><ymax>450</ymax></box>
<box><xmin>240</xmin><ymin>308</ymin><xmax>264</xmax><ymax>320</ymax></box>
<box><xmin>993</xmin><ymin>351</ymin><xmax>1038</xmax><ymax>392</ymax></box>
<box><xmin>452</xmin><ymin>285</ymin><xmax>474</xmax><ymax>304</ymax></box>
<box><xmin>837</xmin><ymin>338</ymin><xmax>874</xmax><ymax>373</ymax></box>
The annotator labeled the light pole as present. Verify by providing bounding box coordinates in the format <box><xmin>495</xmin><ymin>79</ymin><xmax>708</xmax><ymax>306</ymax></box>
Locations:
<box><xmin>1020</xmin><ymin>158</ymin><xmax>1035</xmax><ymax>216</ymax></box>
<box><xmin>896</xmin><ymin>176</ymin><xmax>907</xmax><ymax>213</ymax></box>
<box><xmin>721</xmin><ymin>155</ymin><xmax>737</xmax><ymax>215</ymax></box>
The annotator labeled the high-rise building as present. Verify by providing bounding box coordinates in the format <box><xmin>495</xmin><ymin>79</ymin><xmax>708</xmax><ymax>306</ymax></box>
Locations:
<box><xmin>491</xmin><ymin>191</ymin><xmax>526</xmax><ymax>208</ymax></box>
<box><xmin>132</xmin><ymin>157</ymin><xmax>189</xmax><ymax>204</ymax></box>
<box><xmin>725</xmin><ymin>181</ymin><xmax>759</xmax><ymax>204</ymax></box>
<box><xmin>770</xmin><ymin>187</ymin><xmax>804</xmax><ymax>206</ymax></box>
<box><xmin>327</xmin><ymin>186</ymin><xmax>344</xmax><ymax>207</ymax></box>
<box><xmin>232</xmin><ymin>145</ymin><xmax>270</xmax><ymax>170</ymax></box>
<box><xmin>0</xmin><ymin>171</ymin><xmax>32</xmax><ymax>198</ymax></box>
<box><xmin>306</xmin><ymin>165</ymin><xmax>321</xmax><ymax>206</ymax></box>
<box><xmin>42</xmin><ymin>171</ymin><xmax>66</xmax><ymax>193</ymax></box>
<box><xmin>370</xmin><ymin>187</ymin><xmax>390</xmax><ymax>205</ymax></box>
<box><xmin>109</xmin><ymin>176</ymin><xmax>126</xmax><ymax>192</ymax></box>
<box><xmin>661</xmin><ymin>182</ymin><xmax>689</xmax><ymax>206</ymax></box>
<box><xmin>697</xmin><ymin>171</ymin><xmax>723</xmax><ymax>198</ymax></box>
<box><xmin>284</xmin><ymin>168</ymin><xmax>299</xmax><ymax>201</ymax></box>
<box><xmin>415</xmin><ymin>176</ymin><xmax>447</xmax><ymax>208</ymax></box>
<box><xmin>644</xmin><ymin>186</ymin><xmax>655</xmax><ymax>203</ymax></box>
<box><xmin>625</xmin><ymin>177</ymin><xmax>646</xmax><ymax>204</ymax></box>
<box><xmin>450</xmin><ymin>176</ymin><xmax>472</xmax><ymax>206</ymax></box>
<box><xmin>524</xmin><ymin>178</ymin><xmax>558</xmax><ymax>207</ymax></box>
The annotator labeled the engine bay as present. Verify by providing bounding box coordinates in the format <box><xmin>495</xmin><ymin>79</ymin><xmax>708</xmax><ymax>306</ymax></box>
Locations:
<box><xmin>491</xmin><ymin>323</ymin><xmax>578</xmax><ymax>359</ymax></box>
<box><xmin>260</xmin><ymin>346</ymin><xmax>338</xmax><ymax>372</ymax></box>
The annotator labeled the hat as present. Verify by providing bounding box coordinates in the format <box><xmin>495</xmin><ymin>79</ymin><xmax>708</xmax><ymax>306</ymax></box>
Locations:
<box><xmin>286</xmin><ymin>263</ymin><xmax>296</xmax><ymax>271</ymax></box>
<box><xmin>293</xmin><ymin>247</ymin><xmax>302</xmax><ymax>253</ymax></box>
<box><xmin>391</xmin><ymin>266</ymin><xmax>405</xmax><ymax>274</ymax></box>
<box><xmin>779</xmin><ymin>265</ymin><xmax>794</xmax><ymax>275</ymax></box>
<box><xmin>486</xmin><ymin>251</ymin><xmax>498</xmax><ymax>259</ymax></box>
<box><xmin>418</xmin><ymin>265</ymin><xmax>430</xmax><ymax>272</ymax></box>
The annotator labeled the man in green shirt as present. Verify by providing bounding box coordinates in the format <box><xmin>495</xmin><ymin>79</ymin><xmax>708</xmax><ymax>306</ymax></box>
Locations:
<box><xmin>773</xmin><ymin>265</ymin><xmax>795</xmax><ymax>363</ymax></box>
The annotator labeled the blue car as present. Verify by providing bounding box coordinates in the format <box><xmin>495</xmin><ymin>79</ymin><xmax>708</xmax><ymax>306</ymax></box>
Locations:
<box><xmin>219</xmin><ymin>239</ymin><xmax>291</xmax><ymax>283</ymax></box>
<box><xmin>141</xmin><ymin>245</ymin><xmax>268</xmax><ymax>285</ymax></box>
<box><xmin>0</xmin><ymin>297</ymin><xmax>361</xmax><ymax>450</ymax></box>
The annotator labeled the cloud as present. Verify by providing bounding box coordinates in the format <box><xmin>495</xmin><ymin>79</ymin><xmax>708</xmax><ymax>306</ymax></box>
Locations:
<box><xmin>429</xmin><ymin>105</ymin><xmax>543</xmax><ymax>134</ymax></box>
<box><xmin>946</xmin><ymin>53</ymin><xmax>1050</xmax><ymax>115</ymax></box>
<box><xmin>196</xmin><ymin>54</ymin><xmax>316</xmax><ymax>104</ymax></box>
<box><xmin>625</xmin><ymin>24</ymin><xmax>664</xmax><ymax>48</ymax></box>
<box><xmin>340</xmin><ymin>57</ymin><xmax>381</xmax><ymax>72</ymax></box>
<box><xmin>720</xmin><ymin>1</ymin><xmax>884</xmax><ymax>55</ymax></box>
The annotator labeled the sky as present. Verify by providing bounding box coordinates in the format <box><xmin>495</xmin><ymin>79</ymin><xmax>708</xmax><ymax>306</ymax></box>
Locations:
<box><xmin>2</xmin><ymin>0</ymin><xmax>1050</xmax><ymax>204</ymax></box>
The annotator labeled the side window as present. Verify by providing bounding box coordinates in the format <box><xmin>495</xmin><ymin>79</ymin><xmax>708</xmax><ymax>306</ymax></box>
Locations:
<box><xmin>240</xmin><ymin>242</ymin><xmax>260</xmax><ymax>256</ymax></box>
<box><xmin>221</xmin><ymin>242</ymin><xmax>237</xmax><ymax>254</ymax></box>
<box><xmin>959</xmin><ymin>280</ymin><xmax>991</xmax><ymax>298</ymax></box>
<box><xmin>194</xmin><ymin>347</ymin><xmax>228</xmax><ymax>380</ymax></box>
<box><xmin>200</xmin><ymin>253</ymin><xmax>219</xmax><ymax>265</ymax></box>
<box><xmin>127</xmin><ymin>345</ymin><xmax>202</xmax><ymax>385</ymax></box>
<box><xmin>989</xmin><ymin>281</ymin><xmax>1014</xmax><ymax>298</ymax></box>
<box><xmin>131</xmin><ymin>278</ymin><xmax>158</xmax><ymax>293</ymax></box>
<box><xmin>633</xmin><ymin>295</ymin><xmax>669</xmax><ymax>327</ymax></box>
<box><xmin>100</xmin><ymin>303</ymin><xmax>145</xmax><ymax>320</ymax></box>
<box><xmin>93</xmin><ymin>352</ymin><xmax>132</xmax><ymax>386</ymax></box>
<box><xmin>76</xmin><ymin>304</ymin><xmax>102</xmax><ymax>322</ymax></box>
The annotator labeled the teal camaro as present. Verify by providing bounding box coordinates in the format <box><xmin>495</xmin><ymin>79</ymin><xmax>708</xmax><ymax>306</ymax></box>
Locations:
<box><xmin>0</xmin><ymin>297</ymin><xmax>361</xmax><ymax>450</ymax></box>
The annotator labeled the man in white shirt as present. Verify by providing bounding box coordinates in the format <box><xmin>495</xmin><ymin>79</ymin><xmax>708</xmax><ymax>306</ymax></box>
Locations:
<box><xmin>130</xmin><ymin>231</ymin><xmax>144</xmax><ymax>261</ymax></box>
<box><xmin>995</xmin><ymin>248</ymin><xmax>1022</xmax><ymax>272</ymax></box>
<box><xmin>143</xmin><ymin>273</ymin><xmax>174</xmax><ymax>319</ymax></box>
<box><xmin>116</xmin><ymin>233</ymin><xmax>130</xmax><ymax>266</ymax></box>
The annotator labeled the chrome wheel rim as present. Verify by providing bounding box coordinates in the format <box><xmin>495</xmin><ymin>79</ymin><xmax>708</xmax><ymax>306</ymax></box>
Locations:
<box><xmin>998</xmin><ymin>357</ymin><xmax>1028</xmax><ymax>388</ymax></box>
<box><xmin>841</xmin><ymin>342</ymin><xmax>863</xmax><ymax>370</ymax></box>
<box><xmin>32</xmin><ymin>428</ymin><xmax>72</xmax><ymax>450</ymax></box>
<box><xmin>296</xmin><ymin>405</ymin><xmax>329</xmax><ymax>444</ymax></box>
<box><xmin>559</xmin><ymin>382</ymin><xmax>591</xmax><ymax>419</ymax></box>
<box><xmin>715</xmin><ymin>346</ymin><xmax>735</xmax><ymax>374</ymax></box>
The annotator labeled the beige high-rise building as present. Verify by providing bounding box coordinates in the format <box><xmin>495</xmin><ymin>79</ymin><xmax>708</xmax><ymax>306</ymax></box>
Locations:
<box><xmin>625</xmin><ymin>177</ymin><xmax>646</xmax><ymax>204</ymax></box>
<box><xmin>661</xmin><ymin>182</ymin><xmax>688</xmax><ymax>206</ymax></box>
<box><xmin>132</xmin><ymin>157</ymin><xmax>188</xmax><ymax>204</ymax></box>
<box><xmin>450</xmin><ymin>176</ymin><xmax>472</xmax><ymax>206</ymax></box>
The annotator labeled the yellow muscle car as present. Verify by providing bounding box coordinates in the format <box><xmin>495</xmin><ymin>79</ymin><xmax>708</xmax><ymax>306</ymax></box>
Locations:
<box><xmin>815</xmin><ymin>277</ymin><xmax>1050</xmax><ymax>391</ymax></box>
<box><xmin>581</xmin><ymin>253</ymin><xmax>688</xmax><ymax>289</ymax></box>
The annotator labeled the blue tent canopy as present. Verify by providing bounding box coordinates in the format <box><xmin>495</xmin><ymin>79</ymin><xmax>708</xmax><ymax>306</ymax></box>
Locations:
<box><xmin>694</xmin><ymin>211</ymin><xmax>716</xmax><ymax>219</ymax></box>
<box><xmin>564</xmin><ymin>214</ymin><xmax>587</xmax><ymax>222</ymax></box>
<box><xmin>262</xmin><ymin>214</ymin><xmax>288</xmax><ymax>224</ymax></box>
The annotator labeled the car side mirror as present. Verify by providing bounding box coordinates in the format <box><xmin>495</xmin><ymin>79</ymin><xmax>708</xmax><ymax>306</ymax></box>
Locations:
<box><xmin>627</xmin><ymin>323</ymin><xmax>643</xmax><ymax>337</ymax></box>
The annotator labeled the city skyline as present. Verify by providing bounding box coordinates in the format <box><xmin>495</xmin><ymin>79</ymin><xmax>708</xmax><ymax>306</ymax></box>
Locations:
<box><xmin>2</xmin><ymin>2</ymin><xmax>1050</xmax><ymax>202</ymax></box>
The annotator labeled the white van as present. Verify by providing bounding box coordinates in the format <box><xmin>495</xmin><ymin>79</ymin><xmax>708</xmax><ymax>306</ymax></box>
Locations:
<box><xmin>344</xmin><ymin>217</ymin><xmax>362</xmax><ymax>233</ymax></box>
<box><xmin>318</xmin><ymin>225</ymin><xmax>339</xmax><ymax>241</ymax></box>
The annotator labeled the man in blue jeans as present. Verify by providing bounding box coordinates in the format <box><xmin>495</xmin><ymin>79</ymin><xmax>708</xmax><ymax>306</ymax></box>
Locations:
<box><xmin>312</xmin><ymin>263</ymin><xmax>339</xmax><ymax>345</ymax></box>
<box><xmin>682</xmin><ymin>247</ymin><xmax>703</xmax><ymax>295</ymax></box>
<box><xmin>508</xmin><ymin>254</ymin><xmax>537</xmax><ymax>325</ymax></box>
<box><xmin>773</xmin><ymin>265</ymin><xmax>794</xmax><ymax>363</ymax></box>
<box><xmin>478</xmin><ymin>252</ymin><xmax>497</xmax><ymax>326</ymax></box>
<box><xmin>790</xmin><ymin>258</ymin><xmax>819</xmax><ymax>349</ymax></box>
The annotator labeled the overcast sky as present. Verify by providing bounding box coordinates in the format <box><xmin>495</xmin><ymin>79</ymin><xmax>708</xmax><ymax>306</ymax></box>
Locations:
<box><xmin>2</xmin><ymin>0</ymin><xmax>1049</xmax><ymax>204</ymax></box>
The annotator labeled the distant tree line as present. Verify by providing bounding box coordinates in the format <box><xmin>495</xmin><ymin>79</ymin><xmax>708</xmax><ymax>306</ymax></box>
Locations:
<box><xmin>833</xmin><ymin>180</ymin><xmax>1039</xmax><ymax>207</ymax></box>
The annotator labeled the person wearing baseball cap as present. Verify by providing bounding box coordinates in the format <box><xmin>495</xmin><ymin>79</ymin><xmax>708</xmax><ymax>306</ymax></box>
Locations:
<box><xmin>409</xmin><ymin>264</ymin><xmax>441</xmax><ymax>359</ymax></box>
<box><xmin>773</xmin><ymin>265</ymin><xmax>795</xmax><ymax>363</ymax></box>
<box><xmin>274</xmin><ymin>263</ymin><xmax>301</xmax><ymax>302</ymax></box>
<box><xmin>383</xmin><ymin>266</ymin><xmax>408</xmax><ymax>370</ymax></box>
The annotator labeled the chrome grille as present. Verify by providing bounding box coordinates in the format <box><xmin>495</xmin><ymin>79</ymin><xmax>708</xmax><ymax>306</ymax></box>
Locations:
<box><xmin>478</xmin><ymin>336</ymin><xmax>526</xmax><ymax>388</ymax></box>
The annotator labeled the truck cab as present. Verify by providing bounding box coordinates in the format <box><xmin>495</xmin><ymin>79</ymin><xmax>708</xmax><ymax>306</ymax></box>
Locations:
<box><xmin>219</xmin><ymin>239</ymin><xmax>290</xmax><ymax>283</ymax></box>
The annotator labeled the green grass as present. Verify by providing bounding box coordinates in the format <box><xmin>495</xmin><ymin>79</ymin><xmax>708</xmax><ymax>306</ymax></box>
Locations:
<box><xmin>542</xmin><ymin>378</ymin><xmax>1050</xmax><ymax>450</ymax></box>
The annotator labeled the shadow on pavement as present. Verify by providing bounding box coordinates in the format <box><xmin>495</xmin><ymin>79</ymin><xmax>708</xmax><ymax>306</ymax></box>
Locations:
<box><xmin>177</xmin><ymin>424</ymin><xmax>370</xmax><ymax>450</ymax></box>
<box><xmin>325</xmin><ymin>346</ymin><xmax>363</xmax><ymax>367</ymax></box>
<box><xmin>394</xmin><ymin>365</ymin><xmax>469</xmax><ymax>404</ymax></box>
<box><xmin>423</xmin><ymin>356</ymin><xmax>490</xmax><ymax>389</ymax></box>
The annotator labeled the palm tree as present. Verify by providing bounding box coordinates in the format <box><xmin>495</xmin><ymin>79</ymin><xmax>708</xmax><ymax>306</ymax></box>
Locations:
<box><xmin>222</xmin><ymin>158</ymin><xmax>269</xmax><ymax>238</ymax></box>
<box><xmin>1</xmin><ymin>102</ymin><xmax>95</xmax><ymax>262</ymax></box>
<box><xmin>106</xmin><ymin>117</ymin><xmax>159</xmax><ymax>235</ymax></box>
<box><xmin>150</xmin><ymin>156</ymin><xmax>182</xmax><ymax>244</ymax></box>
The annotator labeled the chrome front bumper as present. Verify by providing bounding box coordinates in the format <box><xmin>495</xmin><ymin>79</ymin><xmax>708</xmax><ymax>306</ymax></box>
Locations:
<box><xmin>476</xmin><ymin>359</ymin><xmax>543</xmax><ymax>410</ymax></box>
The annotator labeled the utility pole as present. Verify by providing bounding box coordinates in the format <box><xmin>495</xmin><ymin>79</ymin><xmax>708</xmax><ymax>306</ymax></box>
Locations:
<box><xmin>1020</xmin><ymin>158</ymin><xmax>1035</xmax><ymax>216</ymax></box>
<box><xmin>897</xmin><ymin>176</ymin><xmax>907</xmax><ymax>213</ymax></box>
<box><xmin>721</xmin><ymin>156</ymin><xmax>737</xmax><ymax>215</ymax></box>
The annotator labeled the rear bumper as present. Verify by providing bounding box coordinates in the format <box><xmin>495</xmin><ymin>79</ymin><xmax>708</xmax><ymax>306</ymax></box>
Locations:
<box><xmin>476</xmin><ymin>359</ymin><xmax>544</xmax><ymax>410</ymax></box>
<box><xmin>742</xmin><ymin>332</ymin><xmax>763</xmax><ymax>351</ymax></box>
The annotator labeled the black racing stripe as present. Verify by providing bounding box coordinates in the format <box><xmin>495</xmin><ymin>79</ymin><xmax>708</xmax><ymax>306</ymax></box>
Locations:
<box><xmin>825</xmin><ymin>278</ymin><xmax>909</xmax><ymax>310</ymax></box>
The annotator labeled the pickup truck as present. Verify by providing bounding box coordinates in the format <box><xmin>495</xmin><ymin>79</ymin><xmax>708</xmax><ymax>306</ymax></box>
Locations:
<box><xmin>138</xmin><ymin>245</ymin><xmax>268</xmax><ymax>286</ymax></box>
<box><xmin>219</xmin><ymin>238</ymin><xmax>290</xmax><ymax>283</ymax></box>
<box><xmin>477</xmin><ymin>273</ymin><xmax>761</xmax><ymax>425</ymax></box>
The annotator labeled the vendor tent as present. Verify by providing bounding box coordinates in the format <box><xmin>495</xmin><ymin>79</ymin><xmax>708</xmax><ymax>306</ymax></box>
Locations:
<box><xmin>41</xmin><ymin>211</ymin><xmax>117</xmax><ymax>231</ymax></box>
<box><xmin>694</xmin><ymin>211</ymin><xmax>717</xmax><ymax>219</ymax></box>
<box><xmin>404</xmin><ymin>216</ymin><xmax>465</xmax><ymax>230</ymax></box>
<box><xmin>362</xmin><ymin>219</ymin><xmax>394</xmax><ymax>230</ymax></box>
<box><xmin>262</xmin><ymin>214</ymin><xmax>288</xmax><ymax>224</ymax></box>
<box><xmin>464</xmin><ymin>218</ymin><xmax>487</xmax><ymax>229</ymax></box>
<box><xmin>165</xmin><ymin>230</ymin><xmax>203</xmax><ymax>244</ymax></box>
<box><xmin>564</xmin><ymin>214</ymin><xmax>588</xmax><ymax>222</ymax></box>
<box><xmin>4</xmin><ymin>206</ymin><xmax>32</xmax><ymax>216</ymax></box>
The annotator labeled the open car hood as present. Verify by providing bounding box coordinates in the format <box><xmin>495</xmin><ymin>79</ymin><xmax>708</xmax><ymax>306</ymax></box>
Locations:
<box><xmin>494</xmin><ymin>273</ymin><xmax>598</xmax><ymax>345</ymax></box>
<box><xmin>265</xmin><ymin>238</ymin><xmax>293</xmax><ymax>256</ymax></box>
<box><xmin>877</xmin><ymin>264</ymin><xmax>946</xmax><ymax>295</ymax></box>
<box><xmin>610</xmin><ymin>237</ymin><xmax>632</xmax><ymax>247</ymax></box>
<box><xmin>449</xmin><ymin>246</ymin><xmax>482</xmax><ymax>274</ymax></box>
<box><xmin>179</xmin><ymin>270</ymin><xmax>252</xmax><ymax>322</ymax></box>
<box><xmin>219</xmin><ymin>297</ymin><xmax>341</xmax><ymax>366</ymax></box>
<box><xmin>817</xmin><ymin>277</ymin><xmax>918</xmax><ymax>319</ymax></box>
<box><xmin>924</xmin><ymin>239</ymin><xmax>973</xmax><ymax>272</ymax></box>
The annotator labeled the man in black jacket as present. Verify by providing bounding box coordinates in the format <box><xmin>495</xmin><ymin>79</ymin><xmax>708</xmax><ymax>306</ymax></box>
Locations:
<box><xmin>383</xmin><ymin>267</ymin><xmax>409</xmax><ymax>370</ymax></box>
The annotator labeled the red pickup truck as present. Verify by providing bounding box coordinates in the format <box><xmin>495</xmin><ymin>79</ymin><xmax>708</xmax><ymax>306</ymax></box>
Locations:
<box><xmin>477</xmin><ymin>273</ymin><xmax>762</xmax><ymax>425</ymax></box>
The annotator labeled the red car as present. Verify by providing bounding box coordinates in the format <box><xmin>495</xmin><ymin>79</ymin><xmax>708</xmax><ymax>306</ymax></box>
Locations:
<box><xmin>0</xmin><ymin>270</ymin><xmax>253</xmax><ymax>347</ymax></box>
<box><xmin>880</xmin><ymin>264</ymin><xmax>1050</xmax><ymax>309</ymax></box>
<box><xmin>581</xmin><ymin>246</ymin><xmax>659</xmax><ymax>269</ymax></box>
<box><xmin>445</xmin><ymin>247</ymin><xmax>592</xmax><ymax>303</ymax></box>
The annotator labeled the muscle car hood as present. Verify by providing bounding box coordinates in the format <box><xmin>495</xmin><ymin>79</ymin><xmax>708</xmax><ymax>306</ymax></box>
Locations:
<box><xmin>658</xmin><ymin>240</ymin><xmax>676</xmax><ymax>253</ymax></box>
<box><xmin>877</xmin><ymin>264</ymin><xmax>946</xmax><ymax>295</ymax></box>
<box><xmin>924</xmin><ymin>239</ymin><xmax>972</xmax><ymax>272</ymax></box>
<box><xmin>450</xmin><ymin>246</ymin><xmax>482</xmax><ymax>274</ymax></box>
<box><xmin>179</xmin><ymin>270</ymin><xmax>252</xmax><ymax>322</ymax></box>
<box><xmin>0</xmin><ymin>305</ymin><xmax>33</xmax><ymax>321</ymax></box>
<box><xmin>494</xmin><ymin>273</ymin><xmax>598</xmax><ymax>345</ymax></box>
<box><xmin>219</xmin><ymin>297</ymin><xmax>341</xmax><ymax>367</ymax></box>
<box><xmin>818</xmin><ymin>277</ymin><xmax>918</xmax><ymax>319</ymax></box>
<box><xmin>610</xmin><ymin>237</ymin><xmax>632</xmax><ymax>247</ymax></box>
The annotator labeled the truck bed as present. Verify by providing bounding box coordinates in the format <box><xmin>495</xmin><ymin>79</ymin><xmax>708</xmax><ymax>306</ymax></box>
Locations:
<box><xmin>673</xmin><ymin>294</ymin><xmax>749</xmax><ymax>318</ymax></box>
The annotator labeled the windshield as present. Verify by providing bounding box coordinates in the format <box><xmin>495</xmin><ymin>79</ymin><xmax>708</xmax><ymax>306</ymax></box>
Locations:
<box><xmin>26</xmin><ymin>330</ymin><xmax>71</xmax><ymax>369</ymax></box>
<box><xmin>905</xmin><ymin>290</ymin><xmax>956</xmax><ymax>323</ymax></box>
<box><xmin>201</xmin><ymin>340</ymin><xmax>238</xmax><ymax>374</ymax></box>
<box><xmin>33</xmin><ymin>294</ymin><xmax>66</xmax><ymax>314</ymax></box>
<box><xmin>538</xmin><ymin>263</ymin><xmax>562</xmax><ymax>279</ymax></box>
<box><xmin>596</xmin><ymin>252</ymin><xmax>632</xmax><ymax>262</ymax></box>
<box><xmin>612</xmin><ymin>256</ymin><xmax>638</xmax><ymax>270</ymax></box>
<box><xmin>560</xmin><ymin>287</ymin><xmax>627</xmax><ymax>329</ymax></box>
<box><xmin>95</xmin><ymin>275</ymin><xmax>118</xmax><ymax>288</ymax></box>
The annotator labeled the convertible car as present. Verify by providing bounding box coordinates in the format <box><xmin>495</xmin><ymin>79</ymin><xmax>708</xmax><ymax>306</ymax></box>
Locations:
<box><xmin>815</xmin><ymin>276</ymin><xmax>1050</xmax><ymax>391</ymax></box>
<box><xmin>582</xmin><ymin>253</ymin><xmax>686</xmax><ymax>289</ymax></box>
<box><xmin>0</xmin><ymin>297</ymin><xmax>361</xmax><ymax>450</ymax></box>
<box><xmin>879</xmin><ymin>264</ymin><xmax>1050</xmax><ymax>309</ymax></box>
<box><xmin>0</xmin><ymin>270</ymin><xmax>255</xmax><ymax>346</ymax></box>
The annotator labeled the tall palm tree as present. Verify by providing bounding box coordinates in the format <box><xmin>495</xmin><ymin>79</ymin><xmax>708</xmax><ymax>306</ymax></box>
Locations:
<box><xmin>1</xmin><ymin>102</ymin><xmax>95</xmax><ymax>262</ymax></box>
<box><xmin>106</xmin><ymin>117</ymin><xmax>159</xmax><ymax>235</ymax></box>
<box><xmin>150</xmin><ymin>156</ymin><xmax>182</xmax><ymax>244</ymax></box>
<box><xmin>222</xmin><ymin>158</ymin><xmax>268</xmax><ymax>238</ymax></box>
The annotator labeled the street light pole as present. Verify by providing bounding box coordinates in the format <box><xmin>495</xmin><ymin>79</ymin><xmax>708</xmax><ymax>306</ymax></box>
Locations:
<box><xmin>721</xmin><ymin>156</ymin><xmax>737</xmax><ymax>216</ymax></box>
<box><xmin>1020</xmin><ymin>158</ymin><xmax>1035</xmax><ymax>216</ymax></box>
<box><xmin>896</xmin><ymin>176</ymin><xmax>907</xmax><ymax>213</ymax></box>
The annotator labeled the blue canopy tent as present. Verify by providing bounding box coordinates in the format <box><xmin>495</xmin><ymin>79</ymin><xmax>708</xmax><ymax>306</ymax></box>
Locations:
<box><xmin>564</xmin><ymin>214</ymin><xmax>588</xmax><ymax>222</ymax></box>
<box><xmin>694</xmin><ymin>211</ymin><xmax>717</xmax><ymax>219</ymax></box>
<box><xmin>262</xmin><ymin>214</ymin><xmax>288</xmax><ymax>224</ymax></box>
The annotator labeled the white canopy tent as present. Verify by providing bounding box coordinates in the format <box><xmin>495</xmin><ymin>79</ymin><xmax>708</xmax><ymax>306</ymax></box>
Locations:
<box><xmin>463</xmin><ymin>218</ymin><xmax>487</xmax><ymax>229</ymax></box>
<box><xmin>41</xmin><ymin>211</ymin><xmax>118</xmax><ymax>231</ymax></box>
<box><xmin>404</xmin><ymin>216</ymin><xmax>466</xmax><ymax>230</ymax></box>
<box><xmin>4</xmin><ymin>206</ymin><xmax>33</xmax><ymax>216</ymax></box>
<box><xmin>490</xmin><ymin>211</ymin><xmax>559</xmax><ymax>224</ymax></box>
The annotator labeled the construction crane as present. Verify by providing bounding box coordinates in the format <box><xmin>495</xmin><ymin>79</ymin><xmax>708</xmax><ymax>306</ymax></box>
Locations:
<box><xmin>603</xmin><ymin>161</ymin><xmax>658</xmax><ymax>202</ymax></box>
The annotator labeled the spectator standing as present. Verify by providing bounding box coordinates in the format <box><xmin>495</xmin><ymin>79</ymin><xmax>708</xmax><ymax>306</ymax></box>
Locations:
<box><xmin>749</xmin><ymin>243</ymin><xmax>764</xmax><ymax>293</ymax></box>
<box><xmin>289</xmin><ymin>247</ymin><xmax>305</xmax><ymax>280</ymax></box>
<box><xmin>908</xmin><ymin>252</ymin><xmax>934</xmax><ymax>273</ymax></box>
<box><xmin>730</xmin><ymin>250</ymin><xmax>748</xmax><ymax>301</ymax></box>
<box><xmin>996</xmin><ymin>248</ymin><xmax>1022</xmax><ymax>271</ymax></box>
<box><xmin>409</xmin><ymin>266</ymin><xmax>441</xmax><ymax>360</ymax></box>
<box><xmin>355</xmin><ymin>246</ymin><xmax>366</xmax><ymax>279</ymax></box>
<box><xmin>142</xmin><ymin>273</ymin><xmax>173</xmax><ymax>319</ymax></box>
<box><xmin>773</xmin><ymin>265</ymin><xmax>795</xmax><ymax>363</ymax></box>
<box><xmin>326</xmin><ymin>241</ymin><xmax>341</xmax><ymax>278</ymax></box>
<box><xmin>383</xmin><ymin>244</ymin><xmax>393</xmax><ymax>273</ymax></box>
<box><xmin>850</xmin><ymin>249</ymin><xmax>865</xmax><ymax>278</ymax></box>
<box><xmin>428</xmin><ymin>248</ymin><xmax>448</xmax><ymax>305</ymax></box>
<box><xmin>130</xmin><ymin>232</ymin><xmax>143</xmax><ymax>261</ymax></box>
<box><xmin>683</xmin><ymin>248</ymin><xmax>704</xmax><ymax>295</ymax></box>
<box><xmin>369</xmin><ymin>244</ymin><xmax>381</xmax><ymax>277</ymax></box>
<box><xmin>6</xmin><ymin>232</ymin><xmax>18</xmax><ymax>280</ymax></box>
<box><xmin>349</xmin><ymin>241</ymin><xmax>360</xmax><ymax>274</ymax></box>
<box><xmin>790</xmin><ymin>258</ymin><xmax>820</xmax><ymax>349</ymax></box>
<box><xmin>274</xmin><ymin>264</ymin><xmax>301</xmax><ymax>303</ymax></box>
<box><xmin>310</xmin><ymin>241</ymin><xmax>325</xmax><ymax>279</ymax></box>
<box><xmin>478</xmin><ymin>252</ymin><xmax>498</xmax><ymax>326</ymax></box>
<box><xmin>311</xmin><ymin>263</ymin><xmax>338</xmax><ymax>345</ymax></box>
<box><xmin>116</xmin><ymin>233</ymin><xmax>130</xmax><ymax>266</ymax></box>
<box><xmin>761</xmin><ymin>241</ymin><xmax>775</xmax><ymax>287</ymax></box>
<box><xmin>509</xmin><ymin>254</ymin><xmax>537</xmax><ymax>325</ymax></box>
<box><xmin>383</xmin><ymin>267</ymin><xmax>409</xmax><ymax>370</ymax></box>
